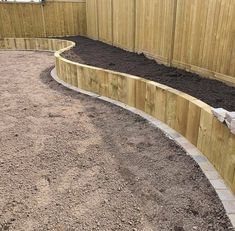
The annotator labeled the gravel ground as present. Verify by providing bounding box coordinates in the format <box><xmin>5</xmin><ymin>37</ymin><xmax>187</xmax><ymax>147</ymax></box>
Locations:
<box><xmin>0</xmin><ymin>51</ymin><xmax>232</xmax><ymax>231</ymax></box>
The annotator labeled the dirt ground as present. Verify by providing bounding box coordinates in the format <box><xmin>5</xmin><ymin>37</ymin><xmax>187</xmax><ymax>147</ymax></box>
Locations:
<box><xmin>62</xmin><ymin>36</ymin><xmax>235</xmax><ymax>111</ymax></box>
<box><xmin>0</xmin><ymin>51</ymin><xmax>232</xmax><ymax>231</ymax></box>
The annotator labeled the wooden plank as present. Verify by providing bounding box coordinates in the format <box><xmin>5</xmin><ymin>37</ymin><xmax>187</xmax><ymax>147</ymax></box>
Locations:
<box><xmin>117</xmin><ymin>74</ymin><xmax>128</xmax><ymax>104</ymax></box>
<box><xmin>175</xmin><ymin>93</ymin><xmax>189</xmax><ymax>136</ymax></box>
<box><xmin>70</xmin><ymin>63</ymin><xmax>78</xmax><ymax>87</ymax></box>
<box><xmin>97</xmin><ymin>0</ymin><xmax>113</xmax><ymax>44</ymax></box>
<box><xmin>154</xmin><ymin>84</ymin><xmax>169</xmax><ymax>123</ymax></box>
<box><xmin>127</xmin><ymin>77</ymin><xmax>137</xmax><ymax>108</ymax></box>
<box><xmin>208</xmin><ymin>117</ymin><xmax>226</xmax><ymax>167</ymax></box>
<box><xmin>165</xmin><ymin>89</ymin><xmax>178</xmax><ymax>128</ymax></box>
<box><xmin>108</xmin><ymin>72</ymin><xmax>119</xmax><ymax>100</ymax></box>
<box><xmin>86</xmin><ymin>0</ymin><xmax>99</xmax><ymax>39</ymax></box>
<box><xmin>197</xmin><ymin>105</ymin><xmax>213</xmax><ymax>159</ymax></box>
<box><xmin>135</xmin><ymin>79</ymin><xmax>146</xmax><ymax>111</ymax></box>
<box><xmin>145</xmin><ymin>81</ymin><xmax>157</xmax><ymax>117</ymax></box>
<box><xmin>219</xmin><ymin>127</ymin><xmax>233</xmax><ymax>179</ymax></box>
<box><xmin>97</xmin><ymin>70</ymin><xmax>109</xmax><ymax>97</ymax></box>
<box><xmin>112</xmin><ymin>0</ymin><xmax>135</xmax><ymax>51</ymax></box>
<box><xmin>77</xmin><ymin>65</ymin><xmax>84</xmax><ymax>89</ymax></box>
<box><xmin>0</xmin><ymin>39</ymin><xmax>5</xmax><ymax>49</ymax></box>
<box><xmin>82</xmin><ymin>68</ymin><xmax>98</xmax><ymax>93</ymax></box>
<box><xmin>185</xmin><ymin>100</ymin><xmax>201</xmax><ymax>146</ymax></box>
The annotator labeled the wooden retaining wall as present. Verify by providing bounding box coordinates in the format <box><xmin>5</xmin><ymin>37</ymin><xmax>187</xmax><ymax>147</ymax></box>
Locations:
<box><xmin>1</xmin><ymin>38</ymin><xmax>235</xmax><ymax>194</ymax></box>
<box><xmin>0</xmin><ymin>37</ymin><xmax>74</xmax><ymax>52</ymax></box>
<box><xmin>0</xmin><ymin>0</ymin><xmax>86</xmax><ymax>38</ymax></box>
<box><xmin>55</xmin><ymin>44</ymin><xmax>235</xmax><ymax>194</ymax></box>
<box><xmin>86</xmin><ymin>0</ymin><xmax>235</xmax><ymax>86</ymax></box>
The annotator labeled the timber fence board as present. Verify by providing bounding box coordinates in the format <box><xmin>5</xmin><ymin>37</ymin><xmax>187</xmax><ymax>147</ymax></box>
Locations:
<box><xmin>0</xmin><ymin>1</ymin><xmax>86</xmax><ymax>38</ymax></box>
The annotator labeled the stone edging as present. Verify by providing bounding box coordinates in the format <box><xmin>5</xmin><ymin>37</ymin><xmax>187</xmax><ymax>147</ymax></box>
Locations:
<box><xmin>51</xmin><ymin>68</ymin><xmax>235</xmax><ymax>229</ymax></box>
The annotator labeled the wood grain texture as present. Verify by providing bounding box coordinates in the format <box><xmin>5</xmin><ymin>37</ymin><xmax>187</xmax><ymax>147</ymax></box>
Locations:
<box><xmin>173</xmin><ymin>0</ymin><xmax>235</xmax><ymax>85</ymax></box>
<box><xmin>0</xmin><ymin>1</ymin><xmax>86</xmax><ymax>38</ymax></box>
<box><xmin>135</xmin><ymin>0</ymin><xmax>177</xmax><ymax>65</ymax></box>
<box><xmin>97</xmin><ymin>0</ymin><xmax>113</xmax><ymax>44</ymax></box>
<box><xmin>112</xmin><ymin>0</ymin><xmax>135</xmax><ymax>51</ymax></box>
<box><xmin>86</xmin><ymin>0</ymin><xmax>99</xmax><ymax>39</ymax></box>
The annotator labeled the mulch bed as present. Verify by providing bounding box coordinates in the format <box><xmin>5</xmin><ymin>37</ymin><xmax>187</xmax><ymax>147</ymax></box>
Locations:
<box><xmin>61</xmin><ymin>36</ymin><xmax>235</xmax><ymax>111</ymax></box>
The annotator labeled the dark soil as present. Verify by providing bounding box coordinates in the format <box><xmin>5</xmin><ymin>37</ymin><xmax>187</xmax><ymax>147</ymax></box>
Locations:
<box><xmin>0</xmin><ymin>51</ymin><xmax>233</xmax><ymax>230</ymax></box>
<box><xmin>61</xmin><ymin>36</ymin><xmax>235</xmax><ymax>111</ymax></box>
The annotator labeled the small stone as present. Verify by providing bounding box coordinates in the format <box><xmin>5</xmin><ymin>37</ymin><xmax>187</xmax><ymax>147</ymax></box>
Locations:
<box><xmin>212</xmin><ymin>108</ymin><xmax>228</xmax><ymax>122</ymax></box>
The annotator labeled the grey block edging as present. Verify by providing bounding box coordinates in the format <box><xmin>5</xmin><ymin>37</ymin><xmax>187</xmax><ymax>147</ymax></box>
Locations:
<box><xmin>51</xmin><ymin>68</ymin><xmax>235</xmax><ymax>229</ymax></box>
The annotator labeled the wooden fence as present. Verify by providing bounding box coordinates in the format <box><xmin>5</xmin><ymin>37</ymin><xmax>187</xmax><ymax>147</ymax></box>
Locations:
<box><xmin>86</xmin><ymin>0</ymin><xmax>235</xmax><ymax>86</ymax></box>
<box><xmin>1</xmin><ymin>0</ymin><xmax>235</xmax><ymax>85</ymax></box>
<box><xmin>0</xmin><ymin>0</ymin><xmax>87</xmax><ymax>38</ymax></box>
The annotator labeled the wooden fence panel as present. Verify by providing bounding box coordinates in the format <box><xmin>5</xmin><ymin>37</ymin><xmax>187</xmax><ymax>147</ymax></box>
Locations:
<box><xmin>43</xmin><ymin>2</ymin><xmax>86</xmax><ymax>37</ymax></box>
<box><xmin>112</xmin><ymin>0</ymin><xmax>135</xmax><ymax>51</ymax></box>
<box><xmin>173</xmin><ymin>0</ymin><xmax>235</xmax><ymax>85</ymax></box>
<box><xmin>135</xmin><ymin>0</ymin><xmax>177</xmax><ymax>65</ymax></box>
<box><xmin>97</xmin><ymin>0</ymin><xmax>113</xmax><ymax>44</ymax></box>
<box><xmin>0</xmin><ymin>1</ymin><xmax>86</xmax><ymax>38</ymax></box>
<box><xmin>86</xmin><ymin>0</ymin><xmax>98</xmax><ymax>39</ymax></box>
<box><xmin>0</xmin><ymin>3</ymin><xmax>45</xmax><ymax>38</ymax></box>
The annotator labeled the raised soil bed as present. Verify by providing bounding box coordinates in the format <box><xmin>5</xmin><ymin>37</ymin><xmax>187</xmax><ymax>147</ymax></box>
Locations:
<box><xmin>61</xmin><ymin>36</ymin><xmax>235</xmax><ymax>112</ymax></box>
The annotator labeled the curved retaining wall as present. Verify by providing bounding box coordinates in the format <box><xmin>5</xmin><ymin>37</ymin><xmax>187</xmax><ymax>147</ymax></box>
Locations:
<box><xmin>0</xmin><ymin>38</ymin><xmax>75</xmax><ymax>52</ymax></box>
<box><xmin>1</xmin><ymin>37</ymin><xmax>235</xmax><ymax>194</ymax></box>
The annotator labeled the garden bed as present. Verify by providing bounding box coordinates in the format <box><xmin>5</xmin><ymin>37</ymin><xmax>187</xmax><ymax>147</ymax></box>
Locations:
<box><xmin>62</xmin><ymin>36</ymin><xmax>235</xmax><ymax>111</ymax></box>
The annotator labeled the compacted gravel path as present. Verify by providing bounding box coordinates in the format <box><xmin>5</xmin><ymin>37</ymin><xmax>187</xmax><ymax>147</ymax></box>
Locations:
<box><xmin>0</xmin><ymin>51</ymin><xmax>232</xmax><ymax>231</ymax></box>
